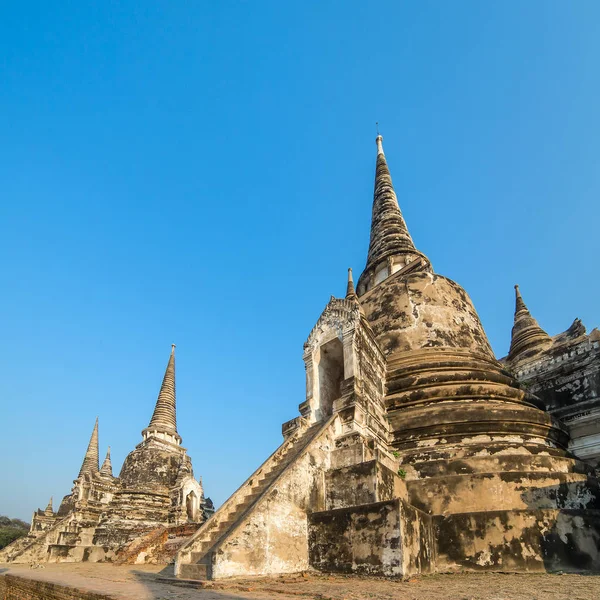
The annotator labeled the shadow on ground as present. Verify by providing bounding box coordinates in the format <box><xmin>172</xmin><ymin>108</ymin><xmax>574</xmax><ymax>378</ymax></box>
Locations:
<box><xmin>130</xmin><ymin>567</ymin><xmax>255</xmax><ymax>599</ymax></box>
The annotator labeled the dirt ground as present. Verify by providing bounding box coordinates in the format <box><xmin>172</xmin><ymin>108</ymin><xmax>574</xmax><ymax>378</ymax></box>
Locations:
<box><xmin>1</xmin><ymin>563</ymin><xmax>600</xmax><ymax>600</ymax></box>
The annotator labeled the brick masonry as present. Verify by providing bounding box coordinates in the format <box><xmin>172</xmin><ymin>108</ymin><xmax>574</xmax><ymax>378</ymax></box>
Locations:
<box><xmin>0</xmin><ymin>574</ymin><xmax>113</xmax><ymax>600</ymax></box>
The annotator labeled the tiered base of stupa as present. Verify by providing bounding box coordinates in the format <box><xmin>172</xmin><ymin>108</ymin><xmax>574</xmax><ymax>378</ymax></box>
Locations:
<box><xmin>386</xmin><ymin>347</ymin><xmax>600</xmax><ymax>573</ymax></box>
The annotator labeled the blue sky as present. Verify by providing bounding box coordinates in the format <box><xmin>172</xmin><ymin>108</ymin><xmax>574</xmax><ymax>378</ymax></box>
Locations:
<box><xmin>1</xmin><ymin>2</ymin><xmax>599</xmax><ymax>521</ymax></box>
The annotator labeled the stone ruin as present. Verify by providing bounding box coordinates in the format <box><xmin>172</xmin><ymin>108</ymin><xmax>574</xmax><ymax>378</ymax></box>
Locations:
<box><xmin>0</xmin><ymin>345</ymin><xmax>213</xmax><ymax>564</ymax></box>
<box><xmin>2</xmin><ymin>135</ymin><xmax>600</xmax><ymax>580</ymax></box>
<box><xmin>175</xmin><ymin>135</ymin><xmax>600</xmax><ymax>579</ymax></box>
<box><xmin>503</xmin><ymin>285</ymin><xmax>600</xmax><ymax>464</ymax></box>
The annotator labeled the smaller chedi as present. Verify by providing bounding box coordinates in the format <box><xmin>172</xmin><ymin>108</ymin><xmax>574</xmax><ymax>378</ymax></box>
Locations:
<box><xmin>0</xmin><ymin>345</ymin><xmax>213</xmax><ymax>564</ymax></box>
<box><xmin>503</xmin><ymin>285</ymin><xmax>600</xmax><ymax>465</ymax></box>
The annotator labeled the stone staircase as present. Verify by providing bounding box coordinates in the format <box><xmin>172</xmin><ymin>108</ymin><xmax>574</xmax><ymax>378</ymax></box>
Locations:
<box><xmin>158</xmin><ymin>527</ymin><xmax>200</xmax><ymax>564</ymax></box>
<box><xmin>46</xmin><ymin>522</ymin><xmax>81</xmax><ymax>560</ymax></box>
<box><xmin>0</xmin><ymin>515</ymin><xmax>71</xmax><ymax>563</ymax></box>
<box><xmin>115</xmin><ymin>523</ymin><xmax>202</xmax><ymax>565</ymax></box>
<box><xmin>0</xmin><ymin>535</ymin><xmax>39</xmax><ymax>562</ymax></box>
<box><xmin>46</xmin><ymin>516</ymin><xmax>105</xmax><ymax>562</ymax></box>
<box><xmin>177</xmin><ymin>421</ymin><xmax>324</xmax><ymax>580</ymax></box>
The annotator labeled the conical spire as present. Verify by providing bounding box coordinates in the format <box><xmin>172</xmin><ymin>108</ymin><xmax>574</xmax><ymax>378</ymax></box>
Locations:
<box><xmin>346</xmin><ymin>267</ymin><xmax>357</xmax><ymax>299</ymax></box>
<box><xmin>366</xmin><ymin>136</ymin><xmax>418</xmax><ymax>267</ymax></box>
<box><xmin>145</xmin><ymin>345</ymin><xmax>180</xmax><ymax>441</ymax></box>
<box><xmin>100</xmin><ymin>446</ymin><xmax>113</xmax><ymax>476</ymax></box>
<box><xmin>44</xmin><ymin>497</ymin><xmax>54</xmax><ymax>516</ymax></box>
<box><xmin>508</xmin><ymin>285</ymin><xmax>552</xmax><ymax>360</ymax></box>
<box><xmin>78</xmin><ymin>418</ymin><xmax>99</xmax><ymax>478</ymax></box>
<box><xmin>358</xmin><ymin>134</ymin><xmax>429</xmax><ymax>294</ymax></box>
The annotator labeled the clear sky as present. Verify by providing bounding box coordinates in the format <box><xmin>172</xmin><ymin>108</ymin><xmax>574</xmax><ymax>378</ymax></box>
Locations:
<box><xmin>1</xmin><ymin>2</ymin><xmax>599</xmax><ymax>521</ymax></box>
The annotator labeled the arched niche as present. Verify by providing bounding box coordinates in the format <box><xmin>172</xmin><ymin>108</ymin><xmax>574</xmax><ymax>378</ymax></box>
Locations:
<box><xmin>186</xmin><ymin>491</ymin><xmax>198</xmax><ymax>521</ymax></box>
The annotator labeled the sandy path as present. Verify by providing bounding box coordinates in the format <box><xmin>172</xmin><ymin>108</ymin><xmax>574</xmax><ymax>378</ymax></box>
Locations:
<box><xmin>2</xmin><ymin>563</ymin><xmax>599</xmax><ymax>600</ymax></box>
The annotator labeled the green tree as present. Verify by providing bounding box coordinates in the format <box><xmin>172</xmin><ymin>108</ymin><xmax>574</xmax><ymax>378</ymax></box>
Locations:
<box><xmin>0</xmin><ymin>515</ymin><xmax>30</xmax><ymax>550</ymax></box>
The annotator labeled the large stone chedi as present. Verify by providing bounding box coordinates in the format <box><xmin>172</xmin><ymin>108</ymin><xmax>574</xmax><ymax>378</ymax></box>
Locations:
<box><xmin>177</xmin><ymin>136</ymin><xmax>600</xmax><ymax>580</ymax></box>
<box><xmin>1</xmin><ymin>346</ymin><xmax>212</xmax><ymax>564</ymax></box>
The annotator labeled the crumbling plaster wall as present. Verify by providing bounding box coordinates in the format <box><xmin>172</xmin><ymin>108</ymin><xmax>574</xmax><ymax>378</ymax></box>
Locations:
<box><xmin>407</xmin><ymin>471</ymin><xmax>600</xmax><ymax>516</ymax></box>
<box><xmin>325</xmin><ymin>460</ymin><xmax>407</xmax><ymax>510</ymax></box>
<box><xmin>308</xmin><ymin>499</ymin><xmax>434</xmax><ymax>578</ymax></box>
<box><xmin>360</xmin><ymin>271</ymin><xmax>494</xmax><ymax>357</ymax></box>
<box><xmin>435</xmin><ymin>508</ymin><xmax>600</xmax><ymax>573</ymax></box>
<box><xmin>209</xmin><ymin>422</ymin><xmax>337</xmax><ymax>579</ymax></box>
<box><xmin>119</xmin><ymin>443</ymin><xmax>184</xmax><ymax>490</ymax></box>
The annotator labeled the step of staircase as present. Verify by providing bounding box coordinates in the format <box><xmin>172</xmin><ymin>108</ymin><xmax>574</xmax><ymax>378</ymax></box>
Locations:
<box><xmin>179</xmin><ymin>562</ymin><xmax>209</xmax><ymax>580</ymax></box>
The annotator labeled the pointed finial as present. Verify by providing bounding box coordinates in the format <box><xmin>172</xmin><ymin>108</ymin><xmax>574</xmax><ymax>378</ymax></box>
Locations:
<box><xmin>376</xmin><ymin>129</ymin><xmax>384</xmax><ymax>156</ymax></box>
<box><xmin>376</xmin><ymin>121</ymin><xmax>380</xmax><ymax>135</ymax></box>
<box><xmin>514</xmin><ymin>284</ymin><xmax>527</xmax><ymax>312</ymax></box>
<box><xmin>171</xmin><ymin>343</ymin><xmax>176</xmax><ymax>355</ymax></box>
<box><xmin>346</xmin><ymin>267</ymin><xmax>357</xmax><ymax>299</ymax></box>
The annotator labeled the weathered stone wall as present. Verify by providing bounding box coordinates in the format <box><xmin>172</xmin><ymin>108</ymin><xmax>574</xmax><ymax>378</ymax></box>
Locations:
<box><xmin>119</xmin><ymin>443</ymin><xmax>183</xmax><ymax>491</ymax></box>
<box><xmin>325</xmin><ymin>460</ymin><xmax>406</xmax><ymax>510</ymax></box>
<box><xmin>400</xmin><ymin>500</ymin><xmax>436</xmax><ymax>577</ymax></box>
<box><xmin>308</xmin><ymin>499</ymin><xmax>434</xmax><ymax>578</ymax></box>
<box><xmin>407</xmin><ymin>471</ymin><xmax>600</xmax><ymax>516</ymax></box>
<box><xmin>354</xmin><ymin>325</ymin><xmax>387</xmax><ymax>415</ymax></box>
<box><xmin>360</xmin><ymin>271</ymin><xmax>494</xmax><ymax>357</ymax></box>
<box><xmin>57</xmin><ymin>495</ymin><xmax>74</xmax><ymax>517</ymax></box>
<box><xmin>435</xmin><ymin>508</ymin><xmax>600</xmax><ymax>573</ymax></box>
<box><xmin>0</xmin><ymin>575</ymin><xmax>111</xmax><ymax>600</ymax></box>
<box><xmin>331</xmin><ymin>320</ymin><xmax>389</xmax><ymax>445</ymax></box>
<box><xmin>93</xmin><ymin>490</ymin><xmax>171</xmax><ymax>548</ymax></box>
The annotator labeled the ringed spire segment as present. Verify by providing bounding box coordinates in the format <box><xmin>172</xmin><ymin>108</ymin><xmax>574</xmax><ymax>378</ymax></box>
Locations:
<box><xmin>357</xmin><ymin>134</ymin><xmax>430</xmax><ymax>295</ymax></box>
<box><xmin>100</xmin><ymin>446</ymin><xmax>113</xmax><ymax>476</ymax></box>
<box><xmin>44</xmin><ymin>497</ymin><xmax>54</xmax><ymax>516</ymax></box>
<box><xmin>508</xmin><ymin>285</ymin><xmax>552</xmax><ymax>360</ymax></box>
<box><xmin>78</xmin><ymin>417</ymin><xmax>100</xmax><ymax>478</ymax></box>
<box><xmin>143</xmin><ymin>345</ymin><xmax>181</xmax><ymax>444</ymax></box>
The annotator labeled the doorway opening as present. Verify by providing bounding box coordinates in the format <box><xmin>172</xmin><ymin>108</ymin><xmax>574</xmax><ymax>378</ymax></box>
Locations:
<box><xmin>317</xmin><ymin>338</ymin><xmax>344</xmax><ymax>420</ymax></box>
